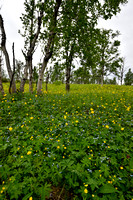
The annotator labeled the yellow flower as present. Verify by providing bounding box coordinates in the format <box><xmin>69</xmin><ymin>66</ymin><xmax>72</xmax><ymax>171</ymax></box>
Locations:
<box><xmin>27</xmin><ymin>151</ymin><xmax>32</xmax><ymax>155</ymax></box>
<box><xmin>21</xmin><ymin>156</ymin><xmax>23</xmax><ymax>158</ymax></box>
<box><xmin>84</xmin><ymin>188</ymin><xmax>88</xmax><ymax>193</ymax></box>
<box><xmin>126</xmin><ymin>107</ymin><xmax>130</xmax><ymax>111</ymax></box>
<box><xmin>92</xmin><ymin>194</ymin><xmax>95</xmax><ymax>197</ymax></box>
<box><xmin>121</xmin><ymin>128</ymin><xmax>124</xmax><ymax>131</ymax></box>
<box><xmin>65</xmin><ymin>123</ymin><xmax>68</xmax><ymax>126</ymax></box>
<box><xmin>64</xmin><ymin>115</ymin><xmax>66</xmax><ymax>119</ymax></box>
<box><xmin>9</xmin><ymin>127</ymin><xmax>13</xmax><ymax>131</ymax></box>
<box><xmin>84</xmin><ymin>184</ymin><xmax>88</xmax><ymax>187</ymax></box>
<box><xmin>64</xmin><ymin>147</ymin><xmax>67</xmax><ymax>149</ymax></box>
<box><xmin>57</xmin><ymin>146</ymin><xmax>60</xmax><ymax>149</ymax></box>
<box><xmin>105</xmin><ymin>125</ymin><xmax>109</xmax><ymax>129</ymax></box>
<box><xmin>120</xmin><ymin>166</ymin><xmax>123</xmax><ymax>170</ymax></box>
<box><xmin>2</xmin><ymin>187</ymin><xmax>5</xmax><ymax>190</ymax></box>
<box><xmin>30</xmin><ymin>117</ymin><xmax>33</xmax><ymax>120</ymax></box>
<box><xmin>29</xmin><ymin>197</ymin><xmax>33</xmax><ymax>200</ymax></box>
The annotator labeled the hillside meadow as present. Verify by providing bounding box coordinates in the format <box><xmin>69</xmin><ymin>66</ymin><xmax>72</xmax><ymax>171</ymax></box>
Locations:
<box><xmin>0</xmin><ymin>84</ymin><xmax>133</xmax><ymax>200</ymax></box>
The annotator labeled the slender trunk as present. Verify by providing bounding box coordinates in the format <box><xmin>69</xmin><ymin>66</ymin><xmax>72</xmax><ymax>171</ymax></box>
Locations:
<box><xmin>65</xmin><ymin>65</ymin><xmax>71</xmax><ymax>92</ymax></box>
<box><xmin>46</xmin><ymin>72</ymin><xmax>49</xmax><ymax>91</ymax></box>
<box><xmin>0</xmin><ymin>56</ymin><xmax>4</xmax><ymax>94</ymax></box>
<box><xmin>101</xmin><ymin>74</ymin><xmax>104</xmax><ymax>86</ymax></box>
<box><xmin>37</xmin><ymin>59</ymin><xmax>48</xmax><ymax>93</ymax></box>
<box><xmin>37</xmin><ymin>0</ymin><xmax>62</xmax><ymax>94</ymax></box>
<box><xmin>65</xmin><ymin>41</ymin><xmax>75</xmax><ymax>92</ymax></box>
<box><xmin>9</xmin><ymin>43</ymin><xmax>16</xmax><ymax>94</ymax></box>
<box><xmin>20</xmin><ymin>3</ymin><xmax>44</xmax><ymax>92</ymax></box>
<box><xmin>0</xmin><ymin>14</ymin><xmax>16</xmax><ymax>93</ymax></box>
<box><xmin>101</xmin><ymin>66</ymin><xmax>104</xmax><ymax>86</ymax></box>
<box><xmin>20</xmin><ymin>64</ymin><xmax>28</xmax><ymax>92</ymax></box>
<box><xmin>28</xmin><ymin>56</ymin><xmax>33</xmax><ymax>93</ymax></box>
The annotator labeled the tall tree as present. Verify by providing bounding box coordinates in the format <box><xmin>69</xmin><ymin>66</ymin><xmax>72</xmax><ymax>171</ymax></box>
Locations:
<box><xmin>37</xmin><ymin>0</ymin><xmax>62</xmax><ymax>94</ymax></box>
<box><xmin>0</xmin><ymin>54</ymin><xmax>4</xmax><ymax>94</ymax></box>
<box><xmin>83</xmin><ymin>29</ymin><xmax>122</xmax><ymax>86</ymax></box>
<box><xmin>118</xmin><ymin>57</ymin><xmax>126</xmax><ymax>85</ymax></box>
<box><xmin>19</xmin><ymin>0</ymin><xmax>44</xmax><ymax>92</ymax></box>
<box><xmin>124</xmin><ymin>68</ymin><xmax>133</xmax><ymax>85</ymax></box>
<box><xmin>0</xmin><ymin>14</ymin><xmax>16</xmax><ymax>93</ymax></box>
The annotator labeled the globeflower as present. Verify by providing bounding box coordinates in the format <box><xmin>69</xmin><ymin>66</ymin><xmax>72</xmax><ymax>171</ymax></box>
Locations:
<box><xmin>9</xmin><ymin>127</ymin><xmax>13</xmax><ymax>131</ymax></box>
<box><xmin>27</xmin><ymin>151</ymin><xmax>32</xmax><ymax>155</ymax></box>
<box><xmin>84</xmin><ymin>188</ymin><xmax>88</xmax><ymax>193</ymax></box>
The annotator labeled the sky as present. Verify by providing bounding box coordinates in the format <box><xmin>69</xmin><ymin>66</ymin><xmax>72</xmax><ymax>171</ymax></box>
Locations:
<box><xmin>0</xmin><ymin>0</ymin><xmax>133</xmax><ymax>76</ymax></box>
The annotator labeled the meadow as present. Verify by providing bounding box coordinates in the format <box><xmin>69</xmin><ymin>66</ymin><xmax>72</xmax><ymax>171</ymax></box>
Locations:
<box><xmin>0</xmin><ymin>83</ymin><xmax>133</xmax><ymax>200</ymax></box>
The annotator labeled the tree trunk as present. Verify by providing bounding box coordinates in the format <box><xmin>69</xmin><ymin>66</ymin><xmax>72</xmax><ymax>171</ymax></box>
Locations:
<box><xmin>0</xmin><ymin>55</ymin><xmax>4</xmax><ymax>94</ymax></box>
<box><xmin>65</xmin><ymin>41</ymin><xmax>75</xmax><ymax>92</ymax></box>
<box><xmin>20</xmin><ymin>4</ymin><xmax>44</xmax><ymax>93</ymax></box>
<box><xmin>65</xmin><ymin>65</ymin><xmax>71</xmax><ymax>92</ymax></box>
<box><xmin>0</xmin><ymin>14</ymin><xmax>16</xmax><ymax>93</ymax></box>
<box><xmin>9</xmin><ymin>43</ymin><xmax>16</xmax><ymax>94</ymax></box>
<box><xmin>20</xmin><ymin>64</ymin><xmax>28</xmax><ymax>92</ymax></box>
<box><xmin>37</xmin><ymin>0</ymin><xmax>62</xmax><ymax>94</ymax></box>
<box><xmin>28</xmin><ymin>56</ymin><xmax>33</xmax><ymax>93</ymax></box>
<box><xmin>37</xmin><ymin>59</ymin><xmax>48</xmax><ymax>93</ymax></box>
<box><xmin>101</xmin><ymin>74</ymin><xmax>104</xmax><ymax>86</ymax></box>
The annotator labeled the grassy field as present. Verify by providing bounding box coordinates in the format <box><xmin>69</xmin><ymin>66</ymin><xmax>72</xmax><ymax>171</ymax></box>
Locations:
<box><xmin>0</xmin><ymin>84</ymin><xmax>133</xmax><ymax>200</ymax></box>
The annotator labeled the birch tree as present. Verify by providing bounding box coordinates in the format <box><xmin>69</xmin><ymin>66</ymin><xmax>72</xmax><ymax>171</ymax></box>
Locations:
<box><xmin>0</xmin><ymin>14</ymin><xmax>16</xmax><ymax>93</ymax></box>
<box><xmin>19</xmin><ymin>0</ymin><xmax>45</xmax><ymax>92</ymax></box>
<box><xmin>37</xmin><ymin>0</ymin><xmax>62</xmax><ymax>94</ymax></box>
<box><xmin>0</xmin><ymin>54</ymin><xmax>4</xmax><ymax>94</ymax></box>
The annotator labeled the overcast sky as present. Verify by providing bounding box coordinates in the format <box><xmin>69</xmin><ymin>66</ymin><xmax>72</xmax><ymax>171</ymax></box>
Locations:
<box><xmin>0</xmin><ymin>0</ymin><xmax>133</xmax><ymax>74</ymax></box>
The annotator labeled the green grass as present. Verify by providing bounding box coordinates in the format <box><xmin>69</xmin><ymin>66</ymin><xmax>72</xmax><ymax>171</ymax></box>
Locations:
<box><xmin>0</xmin><ymin>84</ymin><xmax>133</xmax><ymax>199</ymax></box>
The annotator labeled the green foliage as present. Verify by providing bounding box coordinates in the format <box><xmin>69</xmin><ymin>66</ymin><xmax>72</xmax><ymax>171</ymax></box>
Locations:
<box><xmin>0</xmin><ymin>84</ymin><xmax>133</xmax><ymax>199</ymax></box>
<box><xmin>124</xmin><ymin>68</ymin><xmax>133</xmax><ymax>85</ymax></box>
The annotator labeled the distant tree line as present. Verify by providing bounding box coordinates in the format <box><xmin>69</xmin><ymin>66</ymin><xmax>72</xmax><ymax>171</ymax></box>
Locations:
<box><xmin>0</xmin><ymin>0</ymin><xmax>131</xmax><ymax>95</ymax></box>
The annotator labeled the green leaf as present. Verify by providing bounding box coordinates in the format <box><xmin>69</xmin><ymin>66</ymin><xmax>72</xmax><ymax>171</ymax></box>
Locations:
<box><xmin>22</xmin><ymin>193</ymin><xmax>32</xmax><ymax>200</ymax></box>
<box><xmin>98</xmin><ymin>184</ymin><xmax>118</xmax><ymax>194</ymax></box>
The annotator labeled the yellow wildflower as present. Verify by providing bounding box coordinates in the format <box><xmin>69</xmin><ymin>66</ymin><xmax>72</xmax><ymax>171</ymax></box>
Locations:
<box><xmin>9</xmin><ymin>127</ymin><xmax>13</xmax><ymax>131</ymax></box>
<box><xmin>27</xmin><ymin>151</ymin><xmax>32</xmax><ymax>155</ymax></box>
<box><xmin>84</xmin><ymin>188</ymin><xmax>88</xmax><ymax>193</ymax></box>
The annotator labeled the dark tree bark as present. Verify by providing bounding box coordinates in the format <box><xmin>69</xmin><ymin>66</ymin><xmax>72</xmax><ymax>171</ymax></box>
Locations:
<box><xmin>9</xmin><ymin>43</ymin><xmax>16</xmax><ymax>94</ymax></box>
<box><xmin>20</xmin><ymin>4</ymin><xmax>44</xmax><ymax>93</ymax></box>
<box><xmin>0</xmin><ymin>14</ymin><xmax>16</xmax><ymax>93</ymax></box>
<box><xmin>0</xmin><ymin>55</ymin><xmax>4</xmax><ymax>95</ymax></box>
<box><xmin>65</xmin><ymin>42</ymin><xmax>75</xmax><ymax>92</ymax></box>
<box><xmin>37</xmin><ymin>0</ymin><xmax>62</xmax><ymax>94</ymax></box>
